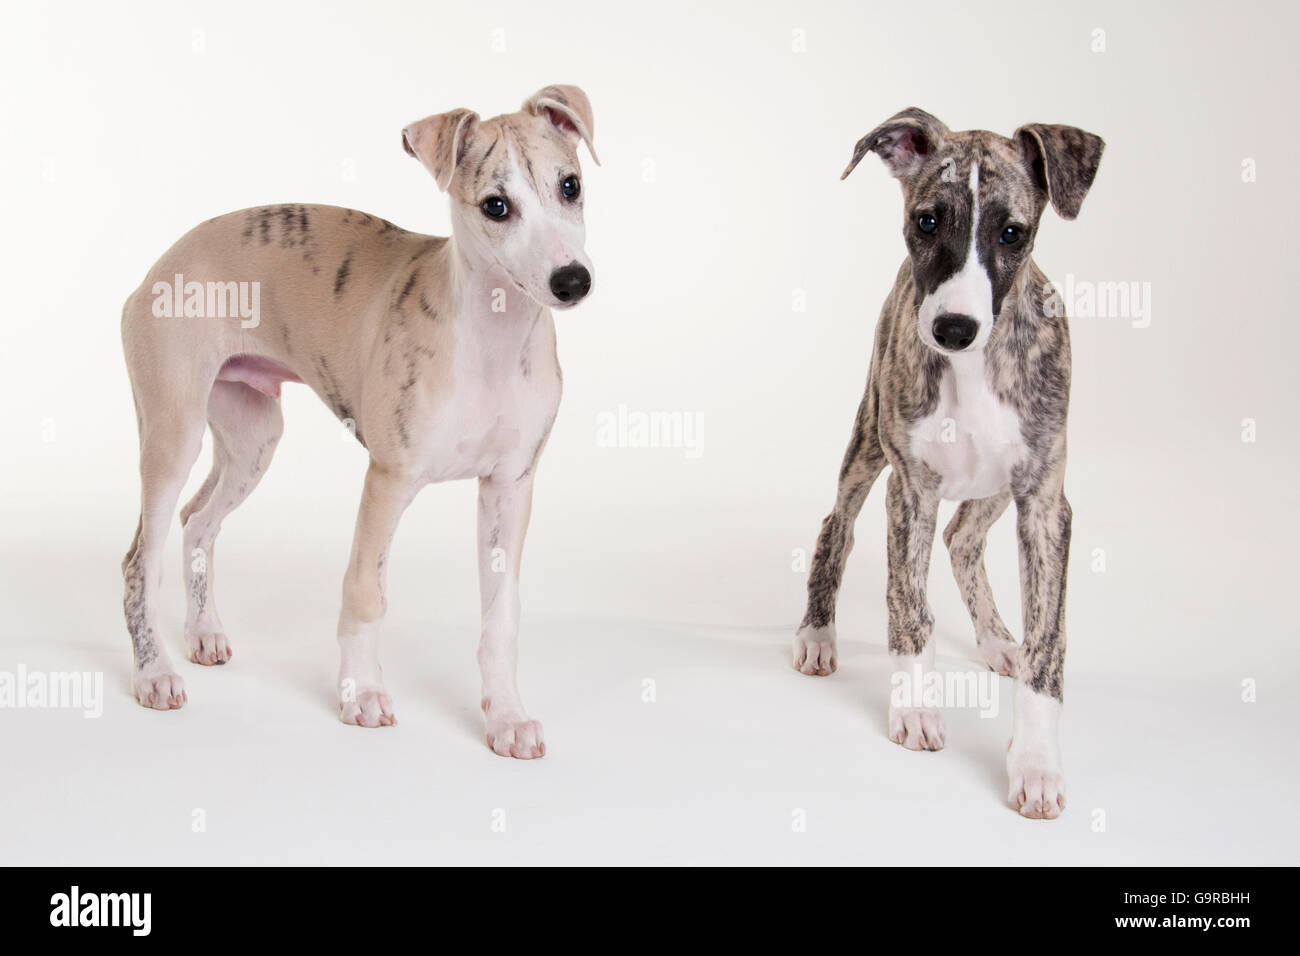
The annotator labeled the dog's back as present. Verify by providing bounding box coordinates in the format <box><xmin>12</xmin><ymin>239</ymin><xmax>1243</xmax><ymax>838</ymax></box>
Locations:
<box><xmin>121</xmin><ymin>204</ymin><xmax>453</xmax><ymax>430</ymax></box>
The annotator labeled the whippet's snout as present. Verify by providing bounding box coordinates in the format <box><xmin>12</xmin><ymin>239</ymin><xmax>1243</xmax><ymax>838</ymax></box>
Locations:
<box><xmin>549</xmin><ymin>263</ymin><xmax>591</xmax><ymax>303</ymax></box>
<box><xmin>932</xmin><ymin>314</ymin><xmax>979</xmax><ymax>351</ymax></box>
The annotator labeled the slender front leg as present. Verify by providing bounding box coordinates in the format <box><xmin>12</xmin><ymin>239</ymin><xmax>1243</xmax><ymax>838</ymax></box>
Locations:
<box><xmin>1007</xmin><ymin>477</ymin><xmax>1072</xmax><ymax>818</ymax></box>
<box><xmin>794</xmin><ymin>384</ymin><xmax>886</xmax><ymax>675</ymax></box>
<box><xmin>477</xmin><ymin>472</ymin><xmax>544</xmax><ymax>759</ymax></box>
<box><xmin>885</xmin><ymin>470</ymin><xmax>945</xmax><ymax>751</ymax></box>
<box><xmin>337</xmin><ymin>462</ymin><xmax>419</xmax><ymax>728</ymax></box>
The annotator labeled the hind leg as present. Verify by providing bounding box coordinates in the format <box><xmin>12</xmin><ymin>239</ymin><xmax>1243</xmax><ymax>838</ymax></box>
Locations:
<box><xmin>942</xmin><ymin>489</ymin><xmax>1017</xmax><ymax>676</ymax></box>
<box><xmin>180</xmin><ymin>381</ymin><xmax>284</xmax><ymax>665</ymax></box>
<box><xmin>123</xmin><ymin>402</ymin><xmax>208</xmax><ymax>709</ymax></box>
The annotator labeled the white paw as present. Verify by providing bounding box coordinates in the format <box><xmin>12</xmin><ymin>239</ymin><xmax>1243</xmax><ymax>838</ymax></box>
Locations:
<box><xmin>1007</xmin><ymin>744</ymin><xmax>1066</xmax><ymax>819</ymax></box>
<box><xmin>793</xmin><ymin>625</ymin><xmax>837</xmax><ymax>676</ymax></box>
<box><xmin>977</xmin><ymin>631</ymin><xmax>1017</xmax><ymax>677</ymax></box>
<box><xmin>339</xmin><ymin>685</ymin><xmax>397</xmax><ymax>728</ymax></box>
<box><xmin>888</xmin><ymin>706</ymin><xmax>946</xmax><ymax>751</ymax></box>
<box><xmin>134</xmin><ymin>671</ymin><xmax>187</xmax><ymax>711</ymax></box>
<box><xmin>187</xmin><ymin>632</ymin><xmax>233</xmax><ymax>666</ymax></box>
<box><xmin>1007</xmin><ymin>685</ymin><xmax>1065</xmax><ymax>818</ymax></box>
<box><xmin>485</xmin><ymin>715</ymin><xmax>546</xmax><ymax>759</ymax></box>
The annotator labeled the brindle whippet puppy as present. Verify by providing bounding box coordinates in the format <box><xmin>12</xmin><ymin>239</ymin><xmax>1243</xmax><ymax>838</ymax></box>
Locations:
<box><xmin>793</xmin><ymin>108</ymin><xmax>1104</xmax><ymax>817</ymax></box>
<box><xmin>121</xmin><ymin>85</ymin><xmax>598</xmax><ymax>757</ymax></box>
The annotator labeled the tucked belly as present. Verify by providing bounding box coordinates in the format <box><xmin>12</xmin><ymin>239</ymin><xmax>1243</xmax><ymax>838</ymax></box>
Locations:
<box><xmin>216</xmin><ymin>354</ymin><xmax>303</xmax><ymax>398</ymax></box>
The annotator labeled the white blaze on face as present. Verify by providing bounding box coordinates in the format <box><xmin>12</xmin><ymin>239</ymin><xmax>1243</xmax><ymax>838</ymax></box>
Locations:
<box><xmin>485</xmin><ymin>143</ymin><xmax>590</xmax><ymax>309</ymax></box>
<box><xmin>918</xmin><ymin>161</ymin><xmax>995</xmax><ymax>351</ymax></box>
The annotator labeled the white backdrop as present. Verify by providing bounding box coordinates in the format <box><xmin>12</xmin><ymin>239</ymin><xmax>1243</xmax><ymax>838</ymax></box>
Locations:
<box><xmin>1</xmin><ymin>0</ymin><xmax>1297</xmax><ymax>864</ymax></box>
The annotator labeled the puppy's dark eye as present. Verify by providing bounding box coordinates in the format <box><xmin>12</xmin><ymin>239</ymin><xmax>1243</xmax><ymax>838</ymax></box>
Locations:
<box><xmin>1000</xmin><ymin>225</ymin><xmax>1022</xmax><ymax>245</ymax></box>
<box><xmin>917</xmin><ymin>213</ymin><xmax>938</xmax><ymax>235</ymax></box>
<box><xmin>481</xmin><ymin>196</ymin><xmax>509</xmax><ymax>220</ymax></box>
<box><xmin>561</xmin><ymin>175</ymin><xmax>580</xmax><ymax>200</ymax></box>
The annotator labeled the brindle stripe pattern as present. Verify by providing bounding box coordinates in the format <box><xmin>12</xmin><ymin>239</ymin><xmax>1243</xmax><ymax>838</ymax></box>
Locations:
<box><xmin>801</xmin><ymin>109</ymin><xmax>1103</xmax><ymax>703</ymax></box>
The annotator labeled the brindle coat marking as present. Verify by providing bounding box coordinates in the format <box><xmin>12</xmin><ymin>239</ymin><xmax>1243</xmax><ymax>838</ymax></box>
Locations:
<box><xmin>793</xmin><ymin>108</ymin><xmax>1103</xmax><ymax>818</ymax></box>
<box><xmin>120</xmin><ymin>86</ymin><xmax>597</xmax><ymax>760</ymax></box>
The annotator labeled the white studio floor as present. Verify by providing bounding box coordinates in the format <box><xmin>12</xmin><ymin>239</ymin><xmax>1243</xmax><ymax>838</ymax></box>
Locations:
<box><xmin>2</xmin><ymin>438</ymin><xmax>1295</xmax><ymax>866</ymax></box>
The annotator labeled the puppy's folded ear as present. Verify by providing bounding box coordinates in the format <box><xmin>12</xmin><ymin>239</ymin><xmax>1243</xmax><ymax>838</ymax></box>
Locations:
<box><xmin>524</xmin><ymin>84</ymin><xmax>599</xmax><ymax>165</ymax></box>
<box><xmin>842</xmin><ymin>107</ymin><xmax>948</xmax><ymax>180</ymax></box>
<box><xmin>1014</xmin><ymin>123</ymin><xmax>1105</xmax><ymax>220</ymax></box>
<box><xmin>402</xmin><ymin>108</ymin><xmax>480</xmax><ymax>191</ymax></box>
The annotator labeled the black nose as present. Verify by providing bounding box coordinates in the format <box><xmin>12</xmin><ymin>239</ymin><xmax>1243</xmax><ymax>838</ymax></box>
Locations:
<box><xmin>932</xmin><ymin>313</ymin><xmax>979</xmax><ymax>351</ymax></box>
<box><xmin>549</xmin><ymin>263</ymin><xmax>591</xmax><ymax>303</ymax></box>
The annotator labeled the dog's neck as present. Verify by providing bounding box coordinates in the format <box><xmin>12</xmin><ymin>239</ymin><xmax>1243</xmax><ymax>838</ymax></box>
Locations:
<box><xmin>445</xmin><ymin>234</ymin><xmax>544</xmax><ymax>330</ymax></box>
<box><xmin>942</xmin><ymin>349</ymin><xmax>990</xmax><ymax>396</ymax></box>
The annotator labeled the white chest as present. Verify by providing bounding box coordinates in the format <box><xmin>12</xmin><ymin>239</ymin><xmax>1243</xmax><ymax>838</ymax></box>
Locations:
<box><xmin>908</xmin><ymin>355</ymin><xmax>1026</xmax><ymax>502</ymax></box>
<box><xmin>419</xmin><ymin>319</ymin><xmax>560</xmax><ymax>483</ymax></box>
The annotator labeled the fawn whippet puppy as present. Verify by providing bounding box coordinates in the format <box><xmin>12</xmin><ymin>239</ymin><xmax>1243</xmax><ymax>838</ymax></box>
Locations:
<box><xmin>121</xmin><ymin>85</ymin><xmax>598</xmax><ymax>757</ymax></box>
<box><xmin>793</xmin><ymin>108</ymin><xmax>1104</xmax><ymax>817</ymax></box>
